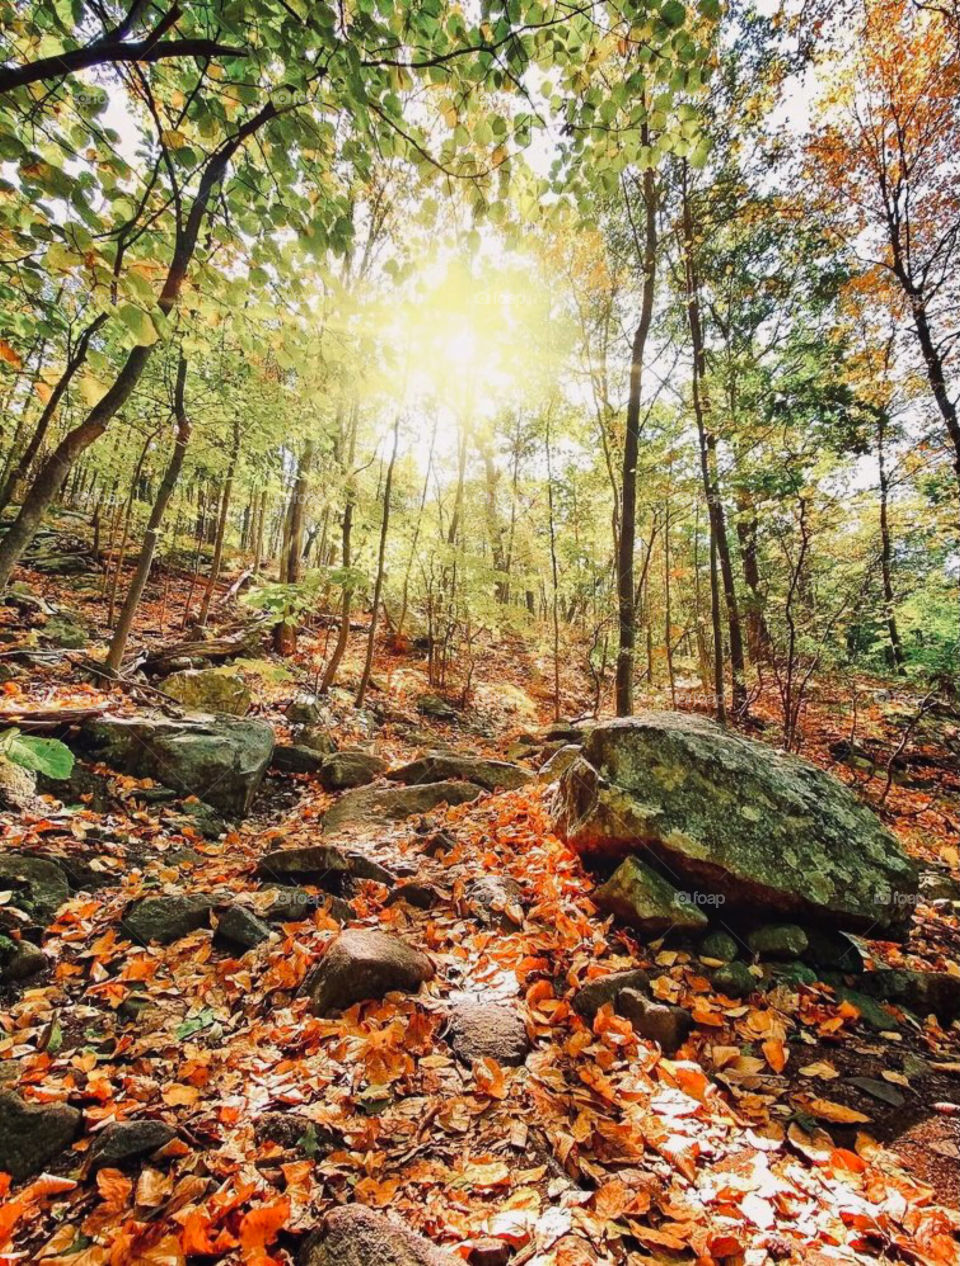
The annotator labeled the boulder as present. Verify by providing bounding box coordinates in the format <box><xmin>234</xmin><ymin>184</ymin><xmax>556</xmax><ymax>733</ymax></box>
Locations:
<box><xmin>304</xmin><ymin>929</ymin><xmax>434</xmax><ymax>1015</ymax></box>
<box><xmin>0</xmin><ymin>1091</ymin><xmax>80</xmax><ymax>1181</ymax></box>
<box><xmin>271</xmin><ymin>744</ymin><xmax>325</xmax><ymax>774</ymax></box>
<box><xmin>79</xmin><ymin>713</ymin><xmax>274</xmax><ymax>817</ymax></box>
<box><xmin>538</xmin><ymin>744</ymin><xmax>581</xmax><ymax>782</ymax></box>
<box><xmin>571</xmin><ymin>968</ymin><xmax>651</xmax><ymax>1021</ymax></box>
<box><xmin>858</xmin><ymin>968</ymin><xmax>960</xmax><ymax>1022</ymax></box>
<box><xmin>323</xmin><ymin>781</ymin><xmax>481</xmax><ymax>833</ymax></box>
<box><xmin>552</xmin><ymin>713</ymin><xmax>917</xmax><ymax>934</ymax></box>
<box><xmin>416</xmin><ymin>693</ymin><xmax>458</xmax><ymax>721</ymax></box>
<box><xmin>385</xmin><ymin>882</ymin><xmax>443</xmax><ymax>910</ymax></box>
<box><xmin>747</xmin><ymin>924</ymin><xmax>809</xmax><ymax>959</ymax></box>
<box><xmin>88</xmin><ymin>1120</ymin><xmax>175</xmax><ymax>1171</ymax></box>
<box><xmin>256</xmin><ymin>844</ymin><xmax>393</xmax><ymax>889</ymax></box>
<box><xmin>159</xmin><ymin>667</ymin><xmax>251</xmax><ymax>716</ymax></box>
<box><xmin>0</xmin><ymin>939</ymin><xmax>45</xmax><ymax>983</ymax></box>
<box><xmin>298</xmin><ymin>726</ymin><xmax>338</xmax><ymax>755</ymax></box>
<box><xmin>319</xmin><ymin>750</ymin><xmax>388</xmax><ymax>791</ymax></box>
<box><xmin>300</xmin><ymin>1205</ymin><xmax>458</xmax><ymax>1266</ymax></box>
<box><xmin>446</xmin><ymin>1002</ymin><xmax>530</xmax><ymax>1066</ymax></box>
<box><xmin>122</xmin><ymin>895</ymin><xmax>213</xmax><ymax>945</ymax></box>
<box><xmin>616</xmin><ymin>988</ymin><xmax>692</xmax><ymax>1055</ymax></box>
<box><xmin>801</xmin><ymin>928</ymin><xmax>865</xmax><ymax>974</ymax></box>
<box><xmin>286</xmin><ymin>695</ymin><xmax>327</xmax><ymax>727</ymax></box>
<box><xmin>593</xmin><ymin>856</ymin><xmax>708</xmax><ymax>935</ymax></box>
<box><xmin>0</xmin><ymin>853</ymin><xmax>69</xmax><ymax>920</ymax></box>
<box><xmin>215</xmin><ymin>905</ymin><xmax>272</xmax><ymax>951</ymax></box>
<box><xmin>699</xmin><ymin>930</ymin><xmax>739</xmax><ymax>963</ymax></box>
<box><xmin>388</xmin><ymin>754</ymin><xmax>531</xmax><ymax>792</ymax></box>
<box><xmin>464</xmin><ymin>876</ymin><xmax>523</xmax><ymax>929</ymax></box>
<box><xmin>42</xmin><ymin>611</ymin><xmax>88</xmax><ymax>648</ymax></box>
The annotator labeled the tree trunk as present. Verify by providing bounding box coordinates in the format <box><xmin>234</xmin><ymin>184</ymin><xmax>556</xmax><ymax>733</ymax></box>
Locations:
<box><xmin>321</xmin><ymin>402</ymin><xmax>359</xmax><ymax>693</ymax></box>
<box><xmin>356</xmin><ymin>417</ymin><xmax>400</xmax><ymax>707</ymax></box>
<box><xmin>615</xmin><ymin>147</ymin><xmax>658</xmax><ymax>717</ymax></box>
<box><xmin>877</xmin><ymin>413</ymin><xmax>905</xmax><ymax>673</ymax></box>
<box><xmin>105</xmin><ymin>350</ymin><xmax>192</xmax><ymax>671</ymax></box>
<box><xmin>197</xmin><ymin>417</ymin><xmax>240</xmax><ymax>627</ymax></box>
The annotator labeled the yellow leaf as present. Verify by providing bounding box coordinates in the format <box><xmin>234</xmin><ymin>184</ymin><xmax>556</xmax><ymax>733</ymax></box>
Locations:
<box><xmin>807</xmin><ymin>1097</ymin><xmax>870</xmax><ymax>1124</ymax></box>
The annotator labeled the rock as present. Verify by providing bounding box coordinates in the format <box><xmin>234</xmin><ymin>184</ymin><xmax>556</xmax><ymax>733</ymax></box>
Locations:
<box><xmin>571</xmin><ymin>968</ymin><xmax>651</xmax><ymax>1021</ymax></box>
<box><xmin>552</xmin><ymin>713</ymin><xmax>917</xmax><ymax>934</ymax></box>
<box><xmin>385</xmin><ymin>882</ymin><xmax>443</xmax><ymax>910</ymax></box>
<box><xmin>464</xmin><ymin>876</ymin><xmax>523</xmax><ymax>929</ymax></box>
<box><xmin>388</xmin><ymin>754</ymin><xmax>531</xmax><ymax>792</ymax></box>
<box><xmin>467</xmin><ymin>1239</ymin><xmax>512</xmax><ymax>1266</ymax></box>
<box><xmin>88</xmin><ymin>1120</ymin><xmax>175</xmax><ymax>1171</ymax></box>
<box><xmin>832</xmin><ymin>984</ymin><xmax>901</xmax><ymax>1031</ymax></box>
<box><xmin>286</xmin><ymin>695</ymin><xmax>326</xmax><ymax>726</ymax></box>
<box><xmin>0</xmin><ymin>1091</ymin><xmax>81</xmax><ymax>1180</ymax></box>
<box><xmin>159</xmin><ymin>666</ymin><xmax>251</xmax><ymax>716</ymax></box>
<box><xmin>768</xmin><ymin>960</ymin><xmax>818</xmax><ymax>987</ymax></box>
<box><xmin>303</xmin><ymin>929</ymin><xmax>434</xmax><ymax>1015</ymax></box>
<box><xmin>255</xmin><ymin>1112</ymin><xmax>332</xmax><ymax>1152</ymax></box>
<box><xmin>271</xmin><ymin>744</ymin><xmax>326</xmax><ymax>774</ymax></box>
<box><xmin>0</xmin><ymin>939</ymin><xmax>45</xmax><ymax>982</ymax></box>
<box><xmin>540</xmin><ymin>722</ymin><xmax>587</xmax><ymax>744</ymax></box>
<box><xmin>299</xmin><ymin>726</ymin><xmax>338</xmax><ymax>756</ymax></box>
<box><xmin>0</xmin><ymin>760</ymin><xmax>42</xmax><ymax>814</ymax></box>
<box><xmin>319</xmin><ymin>750</ymin><xmax>388</xmax><ymax>791</ymax></box>
<box><xmin>920</xmin><ymin>870</ymin><xmax>960</xmax><ymax>902</ymax></box>
<box><xmin>300</xmin><ymin>1205</ymin><xmax>458</xmax><ymax>1266</ymax></box>
<box><xmin>176</xmin><ymin>799</ymin><xmax>227</xmax><ymax>840</ymax></box>
<box><xmin>711</xmin><ymin>961</ymin><xmax>756</xmax><ymax>998</ymax></box>
<box><xmin>256</xmin><ymin>845</ymin><xmax>393</xmax><ymax>889</ymax></box>
<box><xmin>323</xmin><ymin>781</ymin><xmax>481</xmax><ymax>833</ymax></box>
<box><xmin>42</xmin><ymin>611</ymin><xmax>88</xmax><ymax>648</ymax></box>
<box><xmin>423</xmin><ymin>830</ymin><xmax>456</xmax><ymax>858</ymax></box>
<box><xmin>122</xmin><ymin>895</ymin><xmax>213</xmax><ymax>945</ymax></box>
<box><xmin>802</xmin><ymin>928</ymin><xmax>865</xmax><ymax>974</ymax></box>
<box><xmin>616</xmin><ymin>988</ymin><xmax>692</xmax><ymax>1055</ymax></box>
<box><xmin>79</xmin><ymin>713</ymin><xmax>275</xmax><ymax>817</ymax></box>
<box><xmin>747</xmin><ymin>924</ymin><xmax>808</xmax><ymax>958</ymax></box>
<box><xmin>215</xmin><ymin>906</ymin><xmax>272</xmax><ymax>951</ymax></box>
<box><xmin>700</xmin><ymin>930</ymin><xmax>739</xmax><ymax>963</ymax></box>
<box><xmin>593</xmin><ymin>856</ymin><xmax>708</xmax><ymax>936</ymax></box>
<box><xmin>416</xmin><ymin>693</ymin><xmax>458</xmax><ymax>721</ymax></box>
<box><xmin>264</xmin><ymin>887</ymin><xmax>353</xmax><ymax>925</ymax></box>
<box><xmin>0</xmin><ymin>854</ymin><xmax>69</xmax><ymax>920</ymax></box>
<box><xmin>446</xmin><ymin>1002</ymin><xmax>530</xmax><ymax>1066</ymax></box>
<box><xmin>537</xmin><ymin>744</ymin><xmax>580</xmax><ymax>782</ymax></box>
<box><xmin>858</xmin><ymin>968</ymin><xmax>960</xmax><ymax>1022</ymax></box>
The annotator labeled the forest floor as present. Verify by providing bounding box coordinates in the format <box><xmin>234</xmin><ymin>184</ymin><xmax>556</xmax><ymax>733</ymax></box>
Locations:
<box><xmin>0</xmin><ymin>536</ymin><xmax>959</xmax><ymax>1266</ymax></box>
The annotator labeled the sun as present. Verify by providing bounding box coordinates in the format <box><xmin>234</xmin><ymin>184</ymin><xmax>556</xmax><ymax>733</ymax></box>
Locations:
<box><xmin>438</xmin><ymin>324</ymin><xmax>479</xmax><ymax>373</ymax></box>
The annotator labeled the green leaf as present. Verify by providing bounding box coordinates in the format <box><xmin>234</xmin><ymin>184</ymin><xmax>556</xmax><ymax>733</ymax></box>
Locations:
<box><xmin>661</xmin><ymin>0</ymin><xmax>687</xmax><ymax>28</ymax></box>
<box><xmin>118</xmin><ymin>304</ymin><xmax>158</xmax><ymax>347</ymax></box>
<box><xmin>7</xmin><ymin>735</ymin><xmax>75</xmax><ymax>780</ymax></box>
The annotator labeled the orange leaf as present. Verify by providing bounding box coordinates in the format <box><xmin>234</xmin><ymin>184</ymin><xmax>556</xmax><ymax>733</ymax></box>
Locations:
<box><xmin>239</xmin><ymin>1197</ymin><xmax>290</xmax><ymax>1251</ymax></box>
<box><xmin>762</xmin><ymin>1038</ymin><xmax>788</xmax><ymax>1073</ymax></box>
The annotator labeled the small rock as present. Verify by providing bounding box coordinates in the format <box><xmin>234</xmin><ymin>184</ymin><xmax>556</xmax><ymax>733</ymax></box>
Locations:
<box><xmin>299</xmin><ymin>726</ymin><xmax>338</xmax><ymax>755</ymax></box>
<box><xmin>747</xmin><ymin>924</ymin><xmax>809</xmax><ymax>959</ymax></box>
<box><xmin>256</xmin><ymin>844</ymin><xmax>392</xmax><ymax>890</ymax></box>
<box><xmin>571</xmin><ymin>968</ymin><xmax>651</xmax><ymax>1021</ymax></box>
<box><xmin>89</xmin><ymin>1120</ymin><xmax>175</xmax><ymax>1171</ymax></box>
<box><xmin>416</xmin><ymin>693</ymin><xmax>458</xmax><ymax>721</ymax></box>
<box><xmin>616</xmin><ymin>988</ymin><xmax>692</xmax><ymax>1055</ymax></box>
<box><xmin>286</xmin><ymin>695</ymin><xmax>326</xmax><ymax>726</ymax></box>
<box><xmin>0</xmin><ymin>760</ymin><xmax>42</xmax><ymax>814</ymax></box>
<box><xmin>272</xmin><ymin>744</ymin><xmax>326</xmax><ymax>774</ymax></box>
<box><xmin>264</xmin><ymin>887</ymin><xmax>353</xmax><ymax>925</ymax></box>
<box><xmin>446</xmin><ymin>1002</ymin><xmax>530</xmax><ymax>1066</ymax></box>
<box><xmin>323</xmin><ymin>781</ymin><xmax>481</xmax><ymax>833</ymax></box>
<box><xmin>801</xmin><ymin>928</ymin><xmax>865</xmax><ymax>974</ymax></box>
<box><xmin>700</xmin><ymin>930</ymin><xmax>739</xmax><ymax>963</ymax></box>
<box><xmin>768</xmin><ymin>960</ymin><xmax>818</xmax><ymax>987</ymax></box>
<box><xmin>122</xmin><ymin>895</ymin><xmax>213</xmax><ymax>945</ymax></box>
<box><xmin>0</xmin><ymin>1090</ymin><xmax>81</xmax><ymax>1181</ymax></box>
<box><xmin>423</xmin><ymin>830</ymin><xmax>456</xmax><ymax>858</ymax></box>
<box><xmin>304</xmin><ymin>929</ymin><xmax>434</xmax><ymax>1015</ymax></box>
<box><xmin>385</xmin><ymin>882</ymin><xmax>443</xmax><ymax>910</ymax></box>
<box><xmin>711</xmin><ymin>961</ymin><xmax>756</xmax><ymax>999</ymax></box>
<box><xmin>255</xmin><ymin>1112</ymin><xmax>332</xmax><ymax>1152</ymax></box>
<box><xmin>0</xmin><ymin>854</ymin><xmax>69</xmax><ymax>921</ymax></box>
<box><xmin>464</xmin><ymin>876</ymin><xmax>523</xmax><ymax>929</ymax></box>
<box><xmin>0</xmin><ymin>939</ymin><xmax>45</xmax><ymax>983</ymax></box>
<box><xmin>593</xmin><ymin>856</ymin><xmax>708</xmax><ymax>936</ymax></box>
<box><xmin>467</xmin><ymin>1240</ymin><xmax>513</xmax><ymax>1266</ymax></box>
<box><xmin>388</xmin><ymin>754</ymin><xmax>531</xmax><ymax>792</ymax></box>
<box><xmin>300</xmin><ymin>1205</ymin><xmax>458</xmax><ymax>1266</ymax></box>
<box><xmin>215</xmin><ymin>906</ymin><xmax>272</xmax><ymax>951</ymax></box>
<box><xmin>919</xmin><ymin>870</ymin><xmax>960</xmax><ymax>903</ymax></box>
<box><xmin>319</xmin><ymin>751</ymin><xmax>387</xmax><ymax>791</ymax></box>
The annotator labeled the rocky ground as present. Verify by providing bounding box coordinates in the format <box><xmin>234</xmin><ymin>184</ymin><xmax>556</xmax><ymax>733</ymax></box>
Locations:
<box><xmin>0</xmin><ymin>556</ymin><xmax>959</xmax><ymax>1265</ymax></box>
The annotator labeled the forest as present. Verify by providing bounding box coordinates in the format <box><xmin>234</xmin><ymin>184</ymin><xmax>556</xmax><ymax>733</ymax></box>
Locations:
<box><xmin>0</xmin><ymin>0</ymin><xmax>958</xmax><ymax>1263</ymax></box>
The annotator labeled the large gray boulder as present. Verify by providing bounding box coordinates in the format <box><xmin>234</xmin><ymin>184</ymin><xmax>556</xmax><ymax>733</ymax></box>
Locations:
<box><xmin>552</xmin><ymin>713</ymin><xmax>917</xmax><ymax>934</ymax></box>
<box><xmin>78</xmin><ymin>713</ymin><xmax>274</xmax><ymax>816</ymax></box>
